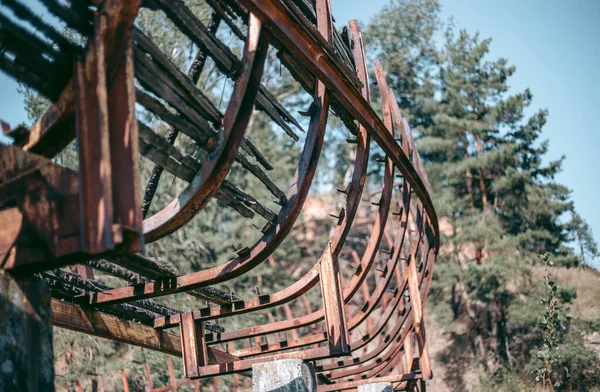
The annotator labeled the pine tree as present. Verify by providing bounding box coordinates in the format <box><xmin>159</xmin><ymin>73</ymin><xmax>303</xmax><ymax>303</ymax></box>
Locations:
<box><xmin>420</xmin><ymin>26</ymin><xmax>598</xmax><ymax>382</ymax></box>
<box><xmin>367</xmin><ymin>2</ymin><xmax>598</xmax><ymax>385</ymax></box>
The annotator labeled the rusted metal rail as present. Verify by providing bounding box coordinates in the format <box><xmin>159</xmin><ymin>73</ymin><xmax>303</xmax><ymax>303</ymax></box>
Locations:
<box><xmin>0</xmin><ymin>0</ymin><xmax>438</xmax><ymax>390</ymax></box>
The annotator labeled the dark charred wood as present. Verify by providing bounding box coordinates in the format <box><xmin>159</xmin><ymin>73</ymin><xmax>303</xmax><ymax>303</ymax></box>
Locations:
<box><xmin>255</xmin><ymin>92</ymin><xmax>299</xmax><ymax>142</ymax></box>
<box><xmin>0</xmin><ymin>53</ymin><xmax>58</xmax><ymax>101</ymax></box>
<box><xmin>241</xmin><ymin>138</ymin><xmax>274</xmax><ymax>171</ymax></box>
<box><xmin>140</xmin><ymin>13</ymin><xmax>221</xmax><ymax>218</ymax></box>
<box><xmin>1</xmin><ymin>0</ymin><xmax>82</xmax><ymax>55</ymax></box>
<box><xmin>188</xmin><ymin>12</ymin><xmax>223</xmax><ymax>83</ymax></box>
<box><xmin>215</xmin><ymin>188</ymin><xmax>255</xmax><ymax>219</ymax></box>
<box><xmin>204</xmin><ymin>0</ymin><xmax>245</xmax><ymax>40</ymax></box>
<box><xmin>103</xmin><ymin>253</ymin><xmax>239</xmax><ymax>306</ymax></box>
<box><xmin>234</xmin><ymin>153</ymin><xmax>287</xmax><ymax>204</ymax></box>
<box><xmin>148</xmin><ymin>0</ymin><xmax>238</xmax><ymax>76</ymax></box>
<box><xmin>133</xmin><ymin>28</ymin><xmax>222</xmax><ymax>125</ymax></box>
<box><xmin>39</xmin><ymin>0</ymin><xmax>93</xmax><ymax>36</ymax></box>
<box><xmin>136</xmin><ymin>90</ymin><xmax>214</xmax><ymax>145</ymax></box>
<box><xmin>222</xmin><ymin>181</ymin><xmax>278</xmax><ymax>222</ymax></box>
<box><xmin>134</xmin><ymin>49</ymin><xmax>221</xmax><ymax>130</ymax></box>
<box><xmin>86</xmin><ymin>260</ymin><xmax>150</xmax><ymax>284</ymax></box>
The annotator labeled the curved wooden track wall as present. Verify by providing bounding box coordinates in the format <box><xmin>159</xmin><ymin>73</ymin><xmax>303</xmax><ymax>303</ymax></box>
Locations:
<box><xmin>0</xmin><ymin>0</ymin><xmax>439</xmax><ymax>390</ymax></box>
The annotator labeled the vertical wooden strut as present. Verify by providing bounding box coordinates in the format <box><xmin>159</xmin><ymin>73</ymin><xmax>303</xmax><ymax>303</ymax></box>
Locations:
<box><xmin>406</xmin><ymin>216</ymin><xmax>432</xmax><ymax>380</ymax></box>
<box><xmin>403</xmin><ymin>331</ymin><xmax>414</xmax><ymax>374</ymax></box>
<box><xmin>75</xmin><ymin>13</ymin><xmax>115</xmax><ymax>254</ymax></box>
<box><xmin>316</xmin><ymin>0</ymin><xmax>349</xmax><ymax>358</ymax></box>
<box><xmin>107</xmin><ymin>38</ymin><xmax>143</xmax><ymax>251</ymax></box>
<box><xmin>180</xmin><ymin>312</ymin><xmax>209</xmax><ymax>379</ymax></box>
<box><xmin>74</xmin><ymin>8</ymin><xmax>143</xmax><ymax>255</ymax></box>
<box><xmin>319</xmin><ymin>242</ymin><xmax>350</xmax><ymax>355</ymax></box>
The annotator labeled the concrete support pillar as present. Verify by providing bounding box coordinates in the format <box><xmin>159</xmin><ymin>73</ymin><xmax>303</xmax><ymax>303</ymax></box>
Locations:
<box><xmin>358</xmin><ymin>382</ymin><xmax>394</xmax><ymax>392</ymax></box>
<box><xmin>252</xmin><ymin>359</ymin><xmax>316</xmax><ymax>392</ymax></box>
<box><xmin>0</xmin><ymin>271</ymin><xmax>54</xmax><ymax>391</ymax></box>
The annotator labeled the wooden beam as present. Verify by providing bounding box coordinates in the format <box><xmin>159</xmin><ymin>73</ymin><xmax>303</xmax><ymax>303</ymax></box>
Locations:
<box><xmin>74</xmin><ymin>12</ymin><xmax>115</xmax><ymax>255</ymax></box>
<box><xmin>406</xmin><ymin>232</ymin><xmax>432</xmax><ymax>380</ymax></box>
<box><xmin>50</xmin><ymin>299</ymin><xmax>238</xmax><ymax>365</ymax></box>
<box><xmin>319</xmin><ymin>242</ymin><xmax>350</xmax><ymax>356</ymax></box>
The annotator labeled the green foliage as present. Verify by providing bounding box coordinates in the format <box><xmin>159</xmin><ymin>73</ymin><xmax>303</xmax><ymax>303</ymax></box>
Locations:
<box><xmin>534</xmin><ymin>253</ymin><xmax>565</xmax><ymax>390</ymax></box>
<box><xmin>473</xmin><ymin>366</ymin><xmax>535</xmax><ymax>392</ymax></box>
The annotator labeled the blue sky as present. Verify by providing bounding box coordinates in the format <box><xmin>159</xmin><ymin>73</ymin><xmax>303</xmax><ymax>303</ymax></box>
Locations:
<box><xmin>331</xmin><ymin>0</ymin><xmax>600</xmax><ymax>268</ymax></box>
<box><xmin>1</xmin><ymin>1</ymin><xmax>598</xmax><ymax>266</ymax></box>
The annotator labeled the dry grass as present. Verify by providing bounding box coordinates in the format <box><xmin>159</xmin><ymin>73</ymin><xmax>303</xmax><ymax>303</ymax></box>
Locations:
<box><xmin>533</xmin><ymin>265</ymin><xmax>600</xmax><ymax>320</ymax></box>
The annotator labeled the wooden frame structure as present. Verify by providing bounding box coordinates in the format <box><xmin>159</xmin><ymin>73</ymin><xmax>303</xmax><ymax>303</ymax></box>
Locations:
<box><xmin>0</xmin><ymin>0</ymin><xmax>438</xmax><ymax>390</ymax></box>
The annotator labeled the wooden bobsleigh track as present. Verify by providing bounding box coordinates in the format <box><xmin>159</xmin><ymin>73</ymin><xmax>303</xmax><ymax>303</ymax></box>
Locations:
<box><xmin>0</xmin><ymin>0</ymin><xmax>438</xmax><ymax>390</ymax></box>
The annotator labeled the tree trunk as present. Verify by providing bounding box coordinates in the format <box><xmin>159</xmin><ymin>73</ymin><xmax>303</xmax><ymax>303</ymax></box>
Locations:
<box><xmin>495</xmin><ymin>296</ymin><xmax>509</xmax><ymax>364</ymax></box>
<box><xmin>475</xmin><ymin>134</ymin><xmax>488</xmax><ymax>212</ymax></box>
<box><xmin>463</xmin><ymin>139</ymin><xmax>476</xmax><ymax>211</ymax></box>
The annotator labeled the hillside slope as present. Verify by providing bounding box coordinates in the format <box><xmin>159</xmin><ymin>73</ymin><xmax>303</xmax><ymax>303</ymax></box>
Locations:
<box><xmin>426</xmin><ymin>265</ymin><xmax>600</xmax><ymax>392</ymax></box>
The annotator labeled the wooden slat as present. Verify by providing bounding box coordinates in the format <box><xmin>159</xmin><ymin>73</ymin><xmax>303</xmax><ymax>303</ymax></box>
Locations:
<box><xmin>138</xmin><ymin>122</ymin><xmax>200</xmax><ymax>182</ymax></box>
<box><xmin>234</xmin><ymin>152</ymin><xmax>287</xmax><ymax>204</ymax></box>
<box><xmin>222</xmin><ymin>180</ymin><xmax>277</xmax><ymax>222</ymax></box>
<box><xmin>136</xmin><ymin>89</ymin><xmax>214</xmax><ymax>145</ymax></box>
<box><xmin>133</xmin><ymin>28</ymin><xmax>221</xmax><ymax>125</ymax></box>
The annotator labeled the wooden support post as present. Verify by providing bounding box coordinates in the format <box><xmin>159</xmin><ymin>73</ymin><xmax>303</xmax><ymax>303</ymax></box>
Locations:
<box><xmin>0</xmin><ymin>271</ymin><xmax>54</xmax><ymax>391</ymax></box>
<box><xmin>167</xmin><ymin>357</ymin><xmax>177</xmax><ymax>390</ymax></box>
<box><xmin>406</xmin><ymin>245</ymin><xmax>432</xmax><ymax>379</ymax></box>
<box><xmin>319</xmin><ymin>242</ymin><xmax>350</xmax><ymax>356</ymax></box>
<box><xmin>403</xmin><ymin>331</ymin><xmax>414</xmax><ymax>374</ymax></box>
<box><xmin>106</xmin><ymin>37</ymin><xmax>143</xmax><ymax>251</ymax></box>
<box><xmin>180</xmin><ymin>312</ymin><xmax>208</xmax><ymax>379</ymax></box>
<box><xmin>233</xmin><ymin>372</ymin><xmax>239</xmax><ymax>392</ymax></box>
<box><xmin>74</xmin><ymin>13</ymin><xmax>115</xmax><ymax>255</ymax></box>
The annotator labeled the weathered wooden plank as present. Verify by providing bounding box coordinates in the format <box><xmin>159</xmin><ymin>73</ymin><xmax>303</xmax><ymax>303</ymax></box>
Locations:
<box><xmin>138</xmin><ymin>122</ymin><xmax>201</xmax><ymax>172</ymax></box>
<box><xmin>149</xmin><ymin>0</ymin><xmax>238</xmax><ymax>75</ymax></box>
<box><xmin>52</xmin><ymin>298</ymin><xmax>181</xmax><ymax>355</ymax></box>
<box><xmin>138</xmin><ymin>122</ymin><xmax>200</xmax><ymax>181</ymax></box>
<box><xmin>51</xmin><ymin>299</ymin><xmax>238</xmax><ymax>364</ymax></box>
<box><xmin>133</xmin><ymin>28</ymin><xmax>222</xmax><ymax>125</ymax></box>
<box><xmin>241</xmin><ymin>138</ymin><xmax>274</xmax><ymax>171</ymax></box>
<box><xmin>319</xmin><ymin>243</ymin><xmax>349</xmax><ymax>356</ymax></box>
<box><xmin>134</xmin><ymin>49</ymin><xmax>213</xmax><ymax>128</ymax></box>
<box><xmin>222</xmin><ymin>180</ymin><xmax>278</xmax><ymax>222</ymax></box>
<box><xmin>136</xmin><ymin>89</ymin><xmax>214</xmax><ymax>145</ymax></box>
